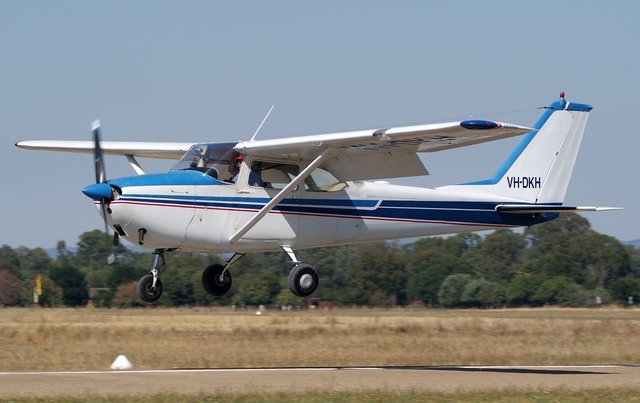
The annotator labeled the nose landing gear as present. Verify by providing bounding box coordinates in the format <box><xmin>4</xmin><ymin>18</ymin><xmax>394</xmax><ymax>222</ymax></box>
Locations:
<box><xmin>136</xmin><ymin>248</ymin><xmax>173</xmax><ymax>303</ymax></box>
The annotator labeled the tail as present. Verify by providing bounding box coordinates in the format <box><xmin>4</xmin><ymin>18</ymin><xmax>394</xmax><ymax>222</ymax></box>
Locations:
<box><xmin>442</xmin><ymin>94</ymin><xmax>592</xmax><ymax>205</ymax></box>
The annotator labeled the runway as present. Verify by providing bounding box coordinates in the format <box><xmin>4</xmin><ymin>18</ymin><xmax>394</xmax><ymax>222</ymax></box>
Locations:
<box><xmin>2</xmin><ymin>365</ymin><xmax>640</xmax><ymax>398</ymax></box>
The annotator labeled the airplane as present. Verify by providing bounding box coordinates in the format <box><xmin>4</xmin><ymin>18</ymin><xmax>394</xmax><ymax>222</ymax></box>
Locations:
<box><xmin>16</xmin><ymin>93</ymin><xmax>618</xmax><ymax>303</ymax></box>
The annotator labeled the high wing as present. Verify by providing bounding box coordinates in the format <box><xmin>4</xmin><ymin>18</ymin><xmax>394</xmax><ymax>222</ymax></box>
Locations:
<box><xmin>16</xmin><ymin>119</ymin><xmax>533</xmax><ymax>180</ymax></box>
<box><xmin>234</xmin><ymin>120</ymin><xmax>535</xmax><ymax>181</ymax></box>
<box><xmin>15</xmin><ymin>140</ymin><xmax>194</xmax><ymax>159</ymax></box>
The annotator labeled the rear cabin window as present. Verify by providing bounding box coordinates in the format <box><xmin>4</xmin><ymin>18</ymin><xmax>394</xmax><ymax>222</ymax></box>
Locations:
<box><xmin>249</xmin><ymin>161</ymin><xmax>299</xmax><ymax>190</ymax></box>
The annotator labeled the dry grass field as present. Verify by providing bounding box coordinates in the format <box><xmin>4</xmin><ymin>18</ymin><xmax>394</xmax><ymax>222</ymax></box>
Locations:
<box><xmin>6</xmin><ymin>389</ymin><xmax>640</xmax><ymax>403</ymax></box>
<box><xmin>1</xmin><ymin>306</ymin><xmax>639</xmax><ymax>371</ymax></box>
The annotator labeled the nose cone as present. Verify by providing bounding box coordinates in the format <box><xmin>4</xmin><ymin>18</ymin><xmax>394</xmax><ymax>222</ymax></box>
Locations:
<box><xmin>82</xmin><ymin>182</ymin><xmax>113</xmax><ymax>201</ymax></box>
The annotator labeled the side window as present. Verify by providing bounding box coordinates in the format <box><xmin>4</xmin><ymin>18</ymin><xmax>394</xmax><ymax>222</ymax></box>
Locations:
<box><xmin>249</xmin><ymin>161</ymin><xmax>300</xmax><ymax>190</ymax></box>
<box><xmin>305</xmin><ymin>168</ymin><xmax>347</xmax><ymax>192</ymax></box>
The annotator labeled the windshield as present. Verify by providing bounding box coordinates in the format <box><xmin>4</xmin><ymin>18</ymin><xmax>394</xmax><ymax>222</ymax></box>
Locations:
<box><xmin>171</xmin><ymin>142</ymin><xmax>239</xmax><ymax>182</ymax></box>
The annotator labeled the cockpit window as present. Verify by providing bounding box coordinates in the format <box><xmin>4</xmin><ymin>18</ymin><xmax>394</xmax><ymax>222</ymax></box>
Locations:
<box><xmin>171</xmin><ymin>142</ymin><xmax>239</xmax><ymax>182</ymax></box>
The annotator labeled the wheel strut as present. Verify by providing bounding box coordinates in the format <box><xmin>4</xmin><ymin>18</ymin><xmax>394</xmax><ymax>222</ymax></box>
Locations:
<box><xmin>220</xmin><ymin>252</ymin><xmax>244</xmax><ymax>282</ymax></box>
<box><xmin>151</xmin><ymin>249</ymin><xmax>167</xmax><ymax>288</ymax></box>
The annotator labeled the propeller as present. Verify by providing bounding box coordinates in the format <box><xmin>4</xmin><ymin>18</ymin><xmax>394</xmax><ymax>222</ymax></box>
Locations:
<box><xmin>90</xmin><ymin>119</ymin><xmax>116</xmax><ymax>265</ymax></box>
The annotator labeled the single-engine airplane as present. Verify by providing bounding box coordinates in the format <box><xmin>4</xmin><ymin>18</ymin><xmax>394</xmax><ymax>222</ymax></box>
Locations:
<box><xmin>16</xmin><ymin>93</ymin><xmax>618</xmax><ymax>302</ymax></box>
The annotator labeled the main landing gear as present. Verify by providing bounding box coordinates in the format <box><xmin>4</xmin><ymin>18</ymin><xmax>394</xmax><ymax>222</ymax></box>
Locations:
<box><xmin>135</xmin><ymin>247</ymin><xmax>319</xmax><ymax>303</ymax></box>
<box><xmin>201</xmin><ymin>253</ymin><xmax>243</xmax><ymax>296</ymax></box>
<box><xmin>283</xmin><ymin>246</ymin><xmax>319</xmax><ymax>297</ymax></box>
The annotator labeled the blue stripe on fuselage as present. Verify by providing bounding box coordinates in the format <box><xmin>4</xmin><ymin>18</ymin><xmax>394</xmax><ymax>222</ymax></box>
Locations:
<box><xmin>115</xmin><ymin>194</ymin><xmax>556</xmax><ymax>227</ymax></box>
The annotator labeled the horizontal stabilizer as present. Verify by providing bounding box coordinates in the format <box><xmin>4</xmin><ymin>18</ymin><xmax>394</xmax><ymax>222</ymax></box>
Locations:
<box><xmin>496</xmin><ymin>204</ymin><xmax>623</xmax><ymax>214</ymax></box>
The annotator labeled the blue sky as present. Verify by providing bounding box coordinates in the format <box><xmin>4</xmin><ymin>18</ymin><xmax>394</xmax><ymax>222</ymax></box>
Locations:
<box><xmin>2</xmin><ymin>1</ymin><xmax>639</xmax><ymax>248</ymax></box>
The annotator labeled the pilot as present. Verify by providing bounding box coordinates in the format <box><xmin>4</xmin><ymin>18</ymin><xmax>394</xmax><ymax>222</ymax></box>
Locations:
<box><xmin>226</xmin><ymin>154</ymin><xmax>243</xmax><ymax>182</ymax></box>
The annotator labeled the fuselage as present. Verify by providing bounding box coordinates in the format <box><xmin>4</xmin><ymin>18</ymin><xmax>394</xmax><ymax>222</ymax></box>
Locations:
<box><xmin>102</xmin><ymin>169</ymin><xmax>555</xmax><ymax>253</ymax></box>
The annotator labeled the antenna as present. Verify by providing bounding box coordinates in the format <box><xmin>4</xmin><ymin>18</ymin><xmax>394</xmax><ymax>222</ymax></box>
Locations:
<box><xmin>250</xmin><ymin>105</ymin><xmax>275</xmax><ymax>141</ymax></box>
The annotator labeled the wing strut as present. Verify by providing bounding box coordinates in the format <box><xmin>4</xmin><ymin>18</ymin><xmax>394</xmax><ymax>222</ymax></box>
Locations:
<box><xmin>229</xmin><ymin>149</ymin><xmax>331</xmax><ymax>244</ymax></box>
<box><xmin>126</xmin><ymin>155</ymin><xmax>146</xmax><ymax>175</ymax></box>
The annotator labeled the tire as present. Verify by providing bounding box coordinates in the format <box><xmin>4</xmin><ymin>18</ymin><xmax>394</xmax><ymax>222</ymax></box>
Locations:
<box><xmin>202</xmin><ymin>264</ymin><xmax>232</xmax><ymax>296</ymax></box>
<box><xmin>288</xmin><ymin>264</ymin><xmax>319</xmax><ymax>297</ymax></box>
<box><xmin>136</xmin><ymin>274</ymin><xmax>163</xmax><ymax>303</ymax></box>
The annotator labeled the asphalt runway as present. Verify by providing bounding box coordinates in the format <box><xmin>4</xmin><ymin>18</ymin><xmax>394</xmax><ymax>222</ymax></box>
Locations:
<box><xmin>2</xmin><ymin>365</ymin><xmax>640</xmax><ymax>398</ymax></box>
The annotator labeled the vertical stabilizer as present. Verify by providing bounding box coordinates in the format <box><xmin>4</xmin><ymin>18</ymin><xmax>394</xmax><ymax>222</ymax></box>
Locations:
<box><xmin>441</xmin><ymin>96</ymin><xmax>592</xmax><ymax>204</ymax></box>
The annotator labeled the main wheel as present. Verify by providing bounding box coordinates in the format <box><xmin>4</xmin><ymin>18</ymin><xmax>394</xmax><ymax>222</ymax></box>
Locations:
<box><xmin>288</xmin><ymin>264</ymin><xmax>319</xmax><ymax>297</ymax></box>
<box><xmin>136</xmin><ymin>274</ymin><xmax>163</xmax><ymax>303</ymax></box>
<box><xmin>202</xmin><ymin>264</ymin><xmax>232</xmax><ymax>296</ymax></box>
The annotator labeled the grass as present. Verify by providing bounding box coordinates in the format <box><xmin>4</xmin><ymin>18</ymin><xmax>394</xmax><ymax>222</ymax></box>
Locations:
<box><xmin>0</xmin><ymin>306</ymin><xmax>639</xmax><ymax>371</ymax></box>
<box><xmin>8</xmin><ymin>388</ymin><xmax>640</xmax><ymax>403</ymax></box>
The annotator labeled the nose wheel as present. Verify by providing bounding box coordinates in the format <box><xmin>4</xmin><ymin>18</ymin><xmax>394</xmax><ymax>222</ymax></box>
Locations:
<box><xmin>136</xmin><ymin>274</ymin><xmax>163</xmax><ymax>303</ymax></box>
<box><xmin>136</xmin><ymin>249</ymin><xmax>172</xmax><ymax>303</ymax></box>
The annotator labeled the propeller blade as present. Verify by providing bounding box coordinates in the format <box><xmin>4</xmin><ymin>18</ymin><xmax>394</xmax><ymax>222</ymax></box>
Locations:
<box><xmin>91</xmin><ymin>119</ymin><xmax>115</xmax><ymax>264</ymax></box>
<box><xmin>101</xmin><ymin>203</ymin><xmax>116</xmax><ymax>265</ymax></box>
<box><xmin>92</xmin><ymin>119</ymin><xmax>106</xmax><ymax>184</ymax></box>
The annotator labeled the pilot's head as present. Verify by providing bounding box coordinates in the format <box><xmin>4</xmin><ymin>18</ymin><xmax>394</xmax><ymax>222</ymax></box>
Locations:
<box><xmin>229</xmin><ymin>154</ymin><xmax>243</xmax><ymax>175</ymax></box>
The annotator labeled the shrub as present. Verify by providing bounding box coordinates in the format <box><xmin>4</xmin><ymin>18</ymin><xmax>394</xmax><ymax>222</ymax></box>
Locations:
<box><xmin>506</xmin><ymin>273</ymin><xmax>545</xmax><ymax>306</ymax></box>
<box><xmin>461</xmin><ymin>279</ymin><xmax>506</xmax><ymax>307</ymax></box>
<box><xmin>438</xmin><ymin>274</ymin><xmax>474</xmax><ymax>307</ymax></box>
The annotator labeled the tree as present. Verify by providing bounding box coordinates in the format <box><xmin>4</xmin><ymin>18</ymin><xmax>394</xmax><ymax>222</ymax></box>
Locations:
<box><xmin>438</xmin><ymin>273</ymin><xmax>474</xmax><ymax>307</ymax></box>
<box><xmin>91</xmin><ymin>289</ymin><xmax>114</xmax><ymax>308</ymax></box>
<box><xmin>56</xmin><ymin>240</ymin><xmax>72</xmax><ymax>267</ymax></box>
<box><xmin>566</xmin><ymin>233</ymin><xmax>630</xmax><ymax>288</ymax></box>
<box><xmin>0</xmin><ymin>246</ymin><xmax>20</xmax><ymax>274</ymax></box>
<box><xmin>627</xmin><ymin>246</ymin><xmax>640</xmax><ymax>278</ymax></box>
<box><xmin>343</xmin><ymin>243</ymin><xmax>405</xmax><ymax>306</ymax></box>
<box><xmin>231</xmin><ymin>273</ymin><xmax>276</xmax><ymax>306</ymax></box>
<box><xmin>107</xmin><ymin>263</ymin><xmax>148</xmax><ymax>290</ymax></box>
<box><xmin>532</xmin><ymin>276</ymin><xmax>576</xmax><ymax>305</ymax></box>
<box><xmin>298</xmin><ymin>245</ymin><xmax>356</xmax><ymax>301</ymax></box>
<box><xmin>0</xmin><ymin>268</ymin><xmax>22</xmax><ymax>306</ymax></box>
<box><xmin>160</xmin><ymin>267</ymin><xmax>197</xmax><ymax>306</ymax></box>
<box><xmin>74</xmin><ymin>230</ymin><xmax>133</xmax><ymax>270</ymax></box>
<box><xmin>274</xmin><ymin>289</ymin><xmax>304</xmax><ymax>306</ymax></box>
<box><xmin>555</xmin><ymin>282</ymin><xmax>591</xmax><ymax>307</ymax></box>
<box><xmin>608</xmin><ymin>277</ymin><xmax>640</xmax><ymax>305</ymax></box>
<box><xmin>405</xmin><ymin>237</ymin><xmax>474</xmax><ymax>305</ymax></box>
<box><xmin>506</xmin><ymin>273</ymin><xmax>545</xmax><ymax>306</ymax></box>
<box><xmin>49</xmin><ymin>265</ymin><xmax>88</xmax><ymax>306</ymax></box>
<box><xmin>524</xmin><ymin>214</ymin><xmax>591</xmax><ymax>250</ymax></box>
<box><xmin>473</xmin><ymin>229</ymin><xmax>524</xmax><ymax>283</ymax></box>
<box><xmin>112</xmin><ymin>282</ymin><xmax>145</xmax><ymax>307</ymax></box>
<box><xmin>23</xmin><ymin>274</ymin><xmax>63</xmax><ymax>307</ymax></box>
<box><xmin>461</xmin><ymin>279</ymin><xmax>506</xmax><ymax>307</ymax></box>
<box><xmin>14</xmin><ymin>247</ymin><xmax>53</xmax><ymax>277</ymax></box>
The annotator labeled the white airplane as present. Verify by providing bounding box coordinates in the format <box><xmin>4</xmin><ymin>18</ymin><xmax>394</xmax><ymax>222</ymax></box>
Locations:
<box><xmin>16</xmin><ymin>94</ymin><xmax>617</xmax><ymax>302</ymax></box>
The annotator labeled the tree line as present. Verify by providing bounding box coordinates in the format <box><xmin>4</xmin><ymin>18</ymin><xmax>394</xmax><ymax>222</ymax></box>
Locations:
<box><xmin>0</xmin><ymin>215</ymin><xmax>639</xmax><ymax>308</ymax></box>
